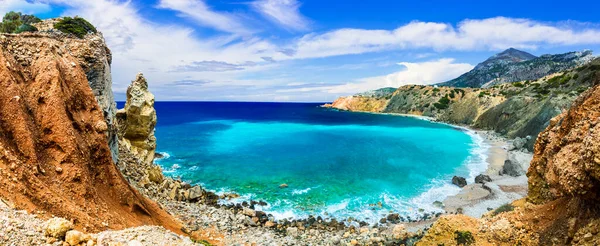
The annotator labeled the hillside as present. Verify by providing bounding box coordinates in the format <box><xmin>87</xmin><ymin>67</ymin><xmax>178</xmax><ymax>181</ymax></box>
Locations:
<box><xmin>418</xmin><ymin>72</ymin><xmax>600</xmax><ymax>246</ymax></box>
<box><xmin>325</xmin><ymin>57</ymin><xmax>600</xmax><ymax>148</ymax></box>
<box><xmin>438</xmin><ymin>48</ymin><xmax>593</xmax><ymax>88</ymax></box>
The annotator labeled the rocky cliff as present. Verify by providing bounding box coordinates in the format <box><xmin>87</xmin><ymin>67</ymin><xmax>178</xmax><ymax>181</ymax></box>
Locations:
<box><xmin>417</xmin><ymin>76</ymin><xmax>600</xmax><ymax>246</ymax></box>
<box><xmin>117</xmin><ymin>73</ymin><xmax>157</xmax><ymax>165</ymax></box>
<box><xmin>439</xmin><ymin>48</ymin><xmax>593</xmax><ymax>88</ymax></box>
<box><xmin>0</xmin><ymin>31</ymin><xmax>182</xmax><ymax>233</ymax></box>
<box><xmin>33</xmin><ymin>18</ymin><xmax>119</xmax><ymax>163</ymax></box>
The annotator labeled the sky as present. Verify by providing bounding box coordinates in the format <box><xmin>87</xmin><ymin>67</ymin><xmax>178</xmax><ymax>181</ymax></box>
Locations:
<box><xmin>2</xmin><ymin>0</ymin><xmax>600</xmax><ymax>102</ymax></box>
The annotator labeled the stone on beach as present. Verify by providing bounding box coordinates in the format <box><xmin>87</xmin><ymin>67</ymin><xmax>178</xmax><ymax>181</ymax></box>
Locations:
<box><xmin>475</xmin><ymin>174</ymin><xmax>492</xmax><ymax>184</ymax></box>
<box><xmin>443</xmin><ymin>184</ymin><xmax>492</xmax><ymax>213</ymax></box>
<box><xmin>452</xmin><ymin>176</ymin><xmax>467</xmax><ymax>187</ymax></box>
<box><xmin>501</xmin><ymin>159</ymin><xmax>525</xmax><ymax>177</ymax></box>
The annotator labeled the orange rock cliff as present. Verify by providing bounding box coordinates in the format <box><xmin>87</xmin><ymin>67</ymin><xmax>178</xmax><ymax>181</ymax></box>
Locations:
<box><xmin>0</xmin><ymin>31</ymin><xmax>183</xmax><ymax>233</ymax></box>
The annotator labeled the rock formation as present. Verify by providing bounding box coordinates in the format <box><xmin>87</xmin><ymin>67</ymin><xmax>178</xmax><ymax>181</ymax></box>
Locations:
<box><xmin>528</xmin><ymin>71</ymin><xmax>600</xmax><ymax>204</ymax></box>
<box><xmin>0</xmin><ymin>31</ymin><xmax>181</xmax><ymax>233</ymax></box>
<box><xmin>117</xmin><ymin>73</ymin><xmax>157</xmax><ymax>165</ymax></box>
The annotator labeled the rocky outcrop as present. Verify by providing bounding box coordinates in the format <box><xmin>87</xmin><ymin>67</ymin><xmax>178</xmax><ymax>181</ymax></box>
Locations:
<box><xmin>323</xmin><ymin>95</ymin><xmax>390</xmax><ymax>112</ymax></box>
<box><xmin>439</xmin><ymin>48</ymin><xmax>593</xmax><ymax>88</ymax></box>
<box><xmin>0</xmin><ymin>31</ymin><xmax>182</xmax><ymax>233</ymax></box>
<box><xmin>528</xmin><ymin>73</ymin><xmax>600</xmax><ymax>204</ymax></box>
<box><xmin>117</xmin><ymin>73</ymin><xmax>157</xmax><ymax>165</ymax></box>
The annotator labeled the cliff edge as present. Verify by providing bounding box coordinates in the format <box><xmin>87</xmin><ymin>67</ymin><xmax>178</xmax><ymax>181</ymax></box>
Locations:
<box><xmin>0</xmin><ymin>31</ymin><xmax>182</xmax><ymax>233</ymax></box>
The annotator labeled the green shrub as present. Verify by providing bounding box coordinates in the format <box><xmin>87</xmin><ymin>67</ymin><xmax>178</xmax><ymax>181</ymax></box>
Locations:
<box><xmin>478</xmin><ymin>91</ymin><xmax>490</xmax><ymax>98</ymax></box>
<box><xmin>492</xmin><ymin>203</ymin><xmax>514</xmax><ymax>216</ymax></box>
<box><xmin>454</xmin><ymin>231</ymin><xmax>475</xmax><ymax>245</ymax></box>
<box><xmin>559</xmin><ymin>75</ymin><xmax>571</xmax><ymax>85</ymax></box>
<box><xmin>432</xmin><ymin>88</ymin><xmax>440</xmax><ymax>92</ymax></box>
<box><xmin>512</xmin><ymin>82</ymin><xmax>524</xmax><ymax>88</ymax></box>
<box><xmin>433</xmin><ymin>102</ymin><xmax>448</xmax><ymax>110</ymax></box>
<box><xmin>589</xmin><ymin>64</ymin><xmax>600</xmax><ymax>71</ymax></box>
<box><xmin>449</xmin><ymin>91</ymin><xmax>455</xmax><ymax>98</ymax></box>
<box><xmin>14</xmin><ymin>24</ymin><xmax>37</xmax><ymax>33</ymax></box>
<box><xmin>0</xmin><ymin>11</ymin><xmax>41</xmax><ymax>34</ymax></box>
<box><xmin>54</xmin><ymin>17</ymin><xmax>97</xmax><ymax>38</ymax></box>
<box><xmin>573</xmin><ymin>74</ymin><xmax>579</xmax><ymax>80</ymax></box>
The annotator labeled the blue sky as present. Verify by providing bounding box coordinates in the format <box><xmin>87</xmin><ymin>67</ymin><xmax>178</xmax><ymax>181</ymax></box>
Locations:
<box><xmin>2</xmin><ymin>0</ymin><xmax>600</xmax><ymax>102</ymax></box>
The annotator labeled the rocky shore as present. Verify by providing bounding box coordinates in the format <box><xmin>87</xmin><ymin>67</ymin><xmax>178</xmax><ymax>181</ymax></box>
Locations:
<box><xmin>441</xmin><ymin>131</ymin><xmax>532</xmax><ymax>218</ymax></box>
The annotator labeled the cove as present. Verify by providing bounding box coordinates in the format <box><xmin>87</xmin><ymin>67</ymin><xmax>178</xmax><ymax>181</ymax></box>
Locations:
<box><xmin>143</xmin><ymin>102</ymin><xmax>487</xmax><ymax>223</ymax></box>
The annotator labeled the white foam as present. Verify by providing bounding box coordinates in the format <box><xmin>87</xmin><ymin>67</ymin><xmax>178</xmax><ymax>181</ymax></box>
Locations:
<box><xmin>291</xmin><ymin>187</ymin><xmax>312</xmax><ymax>195</ymax></box>
<box><xmin>156</xmin><ymin>151</ymin><xmax>171</xmax><ymax>159</ymax></box>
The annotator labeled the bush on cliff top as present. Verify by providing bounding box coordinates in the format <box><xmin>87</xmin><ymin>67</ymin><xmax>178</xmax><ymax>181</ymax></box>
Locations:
<box><xmin>454</xmin><ymin>230</ymin><xmax>475</xmax><ymax>245</ymax></box>
<box><xmin>0</xmin><ymin>11</ymin><xmax>40</xmax><ymax>34</ymax></box>
<box><xmin>54</xmin><ymin>17</ymin><xmax>97</xmax><ymax>38</ymax></box>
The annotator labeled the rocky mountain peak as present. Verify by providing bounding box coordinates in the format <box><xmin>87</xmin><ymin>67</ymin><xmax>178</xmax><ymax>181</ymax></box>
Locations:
<box><xmin>475</xmin><ymin>48</ymin><xmax>537</xmax><ymax>69</ymax></box>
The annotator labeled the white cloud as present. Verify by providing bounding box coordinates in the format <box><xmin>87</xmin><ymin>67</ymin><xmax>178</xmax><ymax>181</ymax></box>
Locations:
<box><xmin>277</xmin><ymin>59</ymin><xmax>474</xmax><ymax>94</ymax></box>
<box><xmin>285</xmin><ymin>17</ymin><xmax>600</xmax><ymax>59</ymax></box>
<box><xmin>251</xmin><ymin>0</ymin><xmax>309</xmax><ymax>31</ymax></box>
<box><xmin>7</xmin><ymin>0</ymin><xmax>600</xmax><ymax>102</ymax></box>
<box><xmin>0</xmin><ymin>0</ymin><xmax>51</xmax><ymax>16</ymax></box>
<box><xmin>156</xmin><ymin>0</ymin><xmax>253</xmax><ymax>35</ymax></box>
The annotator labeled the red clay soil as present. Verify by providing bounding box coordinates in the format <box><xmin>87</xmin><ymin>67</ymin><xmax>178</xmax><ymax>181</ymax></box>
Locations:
<box><xmin>0</xmin><ymin>34</ymin><xmax>183</xmax><ymax>234</ymax></box>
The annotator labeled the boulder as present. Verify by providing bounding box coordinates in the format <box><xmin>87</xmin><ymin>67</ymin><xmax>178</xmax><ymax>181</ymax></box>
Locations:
<box><xmin>511</xmin><ymin>137</ymin><xmax>527</xmax><ymax>150</ymax></box>
<box><xmin>501</xmin><ymin>159</ymin><xmax>525</xmax><ymax>177</ymax></box>
<box><xmin>452</xmin><ymin>176</ymin><xmax>467</xmax><ymax>187</ymax></box>
<box><xmin>147</xmin><ymin>166</ymin><xmax>164</xmax><ymax>183</ymax></box>
<box><xmin>65</xmin><ymin>230</ymin><xmax>90</xmax><ymax>246</ymax></box>
<box><xmin>242</xmin><ymin>207</ymin><xmax>256</xmax><ymax>217</ymax></box>
<box><xmin>44</xmin><ymin>218</ymin><xmax>73</xmax><ymax>239</ymax></box>
<box><xmin>475</xmin><ymin>174</ymin><xmax>492</xmax><ymax>184</ymax></box>
<box><xmin>188</xmin><ymin>186</ymin><xmax>203</xmax><ymax>201</ymax></box>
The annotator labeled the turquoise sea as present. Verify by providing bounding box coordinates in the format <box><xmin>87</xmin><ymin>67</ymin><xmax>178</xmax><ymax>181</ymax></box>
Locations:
<box><xmin>125</xmin><ymin>102</ymin><xmax>488</xmax><ymax>223</ymax></box>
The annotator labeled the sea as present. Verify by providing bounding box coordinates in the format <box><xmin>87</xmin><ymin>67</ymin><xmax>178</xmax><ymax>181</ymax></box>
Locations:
<box><xmin>117</xmin><ymin>101</ymin><xmax>489</xmax><ymax>224</ymax></box>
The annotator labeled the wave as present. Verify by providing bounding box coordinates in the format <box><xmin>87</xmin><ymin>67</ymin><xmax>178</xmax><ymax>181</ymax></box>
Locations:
<box><xmin>291</xmin><ymin>187</ymin><xmax>312</xmax><ymax>195</ymax></box>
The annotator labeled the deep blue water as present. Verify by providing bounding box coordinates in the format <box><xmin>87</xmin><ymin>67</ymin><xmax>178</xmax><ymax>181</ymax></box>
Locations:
<box><xmin>118</xmin><ymin>102</ymin><xmax>487</xmax><ymax>222</ymax></box>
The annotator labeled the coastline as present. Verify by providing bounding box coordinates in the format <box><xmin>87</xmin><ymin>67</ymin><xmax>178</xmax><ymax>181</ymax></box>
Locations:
<box><xmin>327</xmin><ymin>107</ymin><xmax>532</xmax><ymax>221</ymax></box>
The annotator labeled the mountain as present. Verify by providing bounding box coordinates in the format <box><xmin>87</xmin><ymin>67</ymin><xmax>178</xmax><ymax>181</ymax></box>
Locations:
<box><xmin>439</xmin><ymin>48</ymin><xmax>594</xmax><ymax>88</ymax></box>
<box><xmin>354</xmin><ymin>87</ymin><xmax>397</xmax><ymax>98</ymax></box>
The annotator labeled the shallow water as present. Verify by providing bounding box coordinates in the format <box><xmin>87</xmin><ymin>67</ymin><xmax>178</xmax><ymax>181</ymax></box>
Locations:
<box><xmin>122</xmin><ymin>102</ymin><xmax>487</xmax><ymax>223</ymax></box>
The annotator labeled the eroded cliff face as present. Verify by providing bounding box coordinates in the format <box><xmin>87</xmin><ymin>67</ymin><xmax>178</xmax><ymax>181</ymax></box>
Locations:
<box><xmin>117</xmin><ymin>73</ymin><xmax>157</xmax><ymax>165</ymax></box>
<box><xmin>0</xmin><ymin>32</ymin><xmax>181</xmax><ymax>233</ymax></box>
<box><xmin>528</xmin><ymin>74</ymin><xmax>600</xmax><ymax>203</ymax></box>
<box><xmin>34</xmin><ymin>18</ymin><xmax>118</xmax><ymax>163</ymax></box>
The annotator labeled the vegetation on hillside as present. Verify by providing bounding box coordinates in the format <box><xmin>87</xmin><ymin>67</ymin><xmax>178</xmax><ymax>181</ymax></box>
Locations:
<box><xmin>54</xmin><ymin>17</ymin><xmax>97</xmax><ymax>38</ymax></box>
<box><xmin>0</xmin><ymin>11</ymin><xmax>40</xmax><ymax>34</ymax></box>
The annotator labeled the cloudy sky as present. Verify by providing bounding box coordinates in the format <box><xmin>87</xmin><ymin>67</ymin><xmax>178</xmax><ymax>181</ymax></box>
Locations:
<box><xmin>2</xmin><ymin>0</ymin><xmax>600</xmax><ymax>102</ymax></box>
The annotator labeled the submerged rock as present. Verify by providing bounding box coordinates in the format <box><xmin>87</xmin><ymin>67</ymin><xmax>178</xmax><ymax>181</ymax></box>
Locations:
<box><xmin>452</xmin><ymin>176</ymin><xmax>467</xmax><ymax>187</ymax></box>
